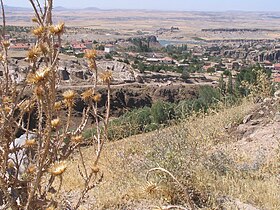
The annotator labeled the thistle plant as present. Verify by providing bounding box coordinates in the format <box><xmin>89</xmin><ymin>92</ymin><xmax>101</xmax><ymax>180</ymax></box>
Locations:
<box><xmin>0</xmin><ymin>0</ymin><xmax>111</xmax><ymax>209</ymax></box>
<box><xmin>241</xmin><ymin>69</ymin><xmax>272</xmax><ymax>100</ymax></box>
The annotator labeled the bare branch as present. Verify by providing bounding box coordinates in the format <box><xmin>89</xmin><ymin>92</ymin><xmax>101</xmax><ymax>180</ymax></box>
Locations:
<box><xmin>0</xmin><ymin>0</ymin><xmax>6</xmax><ymax>38</ymax></box>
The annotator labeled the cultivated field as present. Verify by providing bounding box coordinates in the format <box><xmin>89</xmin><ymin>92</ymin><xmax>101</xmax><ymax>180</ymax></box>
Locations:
<box><xmin>6</xmin><ymin>8</ymin><xmax>280</xmax><ymax>42</ymax></box>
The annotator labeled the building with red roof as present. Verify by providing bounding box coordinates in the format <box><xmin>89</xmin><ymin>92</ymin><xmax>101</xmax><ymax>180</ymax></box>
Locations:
<box><xmin>9</xmin><ymin>43</ymin><xmax>30</xmax><ymax>51</ymax></box>
<box><xmin>274</xmin><ymin>63</ymin><xmax>280</xmax><ymax>71</ymax></box>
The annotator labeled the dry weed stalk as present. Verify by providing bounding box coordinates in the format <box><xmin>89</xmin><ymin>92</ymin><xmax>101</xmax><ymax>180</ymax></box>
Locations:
<box><xmin>0</xmin><ymin>1</ymin><xmax>111</xmax><ymax>209</ymax></box>
<box><xmin>146</xmin><ymin>167</ymin><xmax>195</xmax><ymax>210</ymax></box>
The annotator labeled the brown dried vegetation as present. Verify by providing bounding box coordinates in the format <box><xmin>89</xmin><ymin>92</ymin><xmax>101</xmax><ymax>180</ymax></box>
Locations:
<box><xmin>0</xmin><ymin>0</ymin><xmax>111</xmax><ymax>209</ymax></box>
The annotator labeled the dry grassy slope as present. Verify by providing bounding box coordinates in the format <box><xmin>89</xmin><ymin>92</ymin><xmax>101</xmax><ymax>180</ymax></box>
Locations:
<box><xmin>59</xmin><ymin>98</ymin><xmax>280</xmax><ymax>209</ymax></box>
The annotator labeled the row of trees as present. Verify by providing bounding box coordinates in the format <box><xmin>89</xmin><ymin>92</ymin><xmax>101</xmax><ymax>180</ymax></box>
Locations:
<box><xmin>218</xmin><ymin>64</ymin><xmax>272</xmax><ymax>98</ymax></box>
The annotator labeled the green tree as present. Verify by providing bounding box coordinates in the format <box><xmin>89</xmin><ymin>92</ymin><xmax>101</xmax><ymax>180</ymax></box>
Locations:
<box><xmin>227</xmin><ymin>73</ymin><xmax>233</xmax><ymax>94</ymax></box>
<box><xmin>218</xmin><ymin>74</ymin><xmax>226</xmax><ymax>95</ymax></box>
<box><xmin>151</xmin><ymin>101</ymin><xmax>175</xmax><ymax>124</ymax></box>
<box><xmin>105</xmin><ymin>53</ymin><xmax>113</xmax><ymax>60</ymax></box>
<box><xmin>138</xmin><ymin>62</ymin><xmax>146</xmax><ymax>73</ymax></box>
<box><xmin>207</xmin><ymin>67</ymin><xmax>215</xmax><ymax>75</ymax></box>
<box><xmin>181</xmin><ymin>69</ymin><xmax>190</xmax><ymax>81</ymax></box>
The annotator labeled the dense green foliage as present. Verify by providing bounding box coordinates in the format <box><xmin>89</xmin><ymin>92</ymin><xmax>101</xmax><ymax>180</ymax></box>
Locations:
<box><xmin>84</xmin><ymin>86</ymin><xmax>225</xmax><ymax>141</ymax></box>
<box><xmin>132</xmin><ymin>61</ymin><xmax>186</xmax><ymax>73</ymax></box>
<box><xmin>235</xmin><ymin>65</ymin><xmax>271</xmax><ymax>96</ymax></box>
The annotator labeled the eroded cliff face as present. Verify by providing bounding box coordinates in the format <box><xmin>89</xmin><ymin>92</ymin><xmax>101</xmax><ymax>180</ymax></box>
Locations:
<box><xmin>70</xmin><ymin>84</ymin><xmax>198</xmax><ymax>117</ymax></box>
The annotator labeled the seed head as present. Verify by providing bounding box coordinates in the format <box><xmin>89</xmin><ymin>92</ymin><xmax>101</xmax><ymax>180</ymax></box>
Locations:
<box><xmin>88</xmin><ymin>60</ymin><xmax>97</xmax><ymax>70</ymax></box>
<box><xmin>32</xmin><ymin>26</ymin><xmax>45</xmax><ymax>37</ymax></box>
<box><xmin>24</xmin><ymin>139</ymin><xmax>36</xmax><ymax>148</ymax></box>
<box><xmin>54</xmin><ymin>101</ymin><xmax>63</xmax><ymax>111</ymax></box>
<box><xmin>48</xmin><ymin>161</ymin><xmax>67</xmax><ymax>176</ymax></box>
<box><xmin>34</xmin><ymin>86</ymin><xmax>44</xmax><ymax>99</ymax></box>
<box><xmin>26</xmin><ymin>46</ymin><xmax>41</xmax><ymax>63</ymax></box>
<box><xmin>81</xmin><ymin>88</ymin><xmax>94</xmax><ymax>101</ymax></box>
<box><xmin>26</xmin><ymin>164</ymin><xmax>36</xmax><ymax>174</ymax></box>
<box><xmin>71</xmin><ymin>135</ymin><xmax>83</xmax><ymax>144</ymax></box>
<box><xmin>84</xmin><ymin>49</ymin><xmax>97</xmax><ymax>60</ymax></box>
<box><xmin>100</xmin><ymin>71</ymin><xmax>113</xmax><ymax>84</ymax></box>
<box><xmin>49</xmin><ymin>22</ymin><xmax>65</xmax><ymax>35</ymax></box>
<box><xmin>63</xmin><ymin>90</ymin><xmax>76</xmax><ymax>100</ymax></box>
<box><xmin>91</xmin><ymin>164</ymin><xmax>100</xmax><ymax>174</ymax></box>
<box><xmin>2</xmin><ymin>40</ymin><xmax>10</xmax><ymax>49</ymax></box>
<box><xmin>2</xmin><ymin>96</ymin><xmax>12</xmax><ymax>104</ymax></box>
<box><xmin>27</xmin><ymin>68</ymin><xmax>50</xmax><ymax>84</ymax></box>
<box><xmin>39</xmin><ymin>43</ymin><xmax>49</xmax><ymax>55</ymax></box>
<box><xmin>31</xmin><ymin>17</ymin><xmax>39</xmax><ymax>23</ymax></box>
<box><xmin>7</xmin><ymin>161</ymin><xmax>14</xmax><ymax>169</ymax></box>
<box><xmin>93</xmin><ymin>93</ymin><xmax>102</xmax><ymax>102</ymax></box>
<box><xmin>3</xmin><ymin>106</ymin><xmax>11</xmax><ymax>114</ymax></box>
<box><xmin>51</xmin><ymin>118</ymin><xmax>60</xmax><ymax>128</ymax></box>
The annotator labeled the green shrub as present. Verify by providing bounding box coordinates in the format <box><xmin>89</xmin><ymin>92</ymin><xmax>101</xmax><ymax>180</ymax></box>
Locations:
<box><xmin>151</xmin><ymin>101</ymin><xmax>175</xmax><ymax>124</ymax></box>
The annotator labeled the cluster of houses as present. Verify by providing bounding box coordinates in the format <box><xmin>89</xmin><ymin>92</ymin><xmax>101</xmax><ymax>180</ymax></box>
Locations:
<box><xmin>4</xmin><ymin>35</ymin><xmax>116</xmax><ymax>56</ymax></box>
<box><xmin>61</xmin><ymin>41</ymin><xmax>115</xmax><ymax>56</ymax></box>
<box><xmin>2</xmin><ymin>33</ymin><xmax>280</xmax><ymax>84</ymax></box>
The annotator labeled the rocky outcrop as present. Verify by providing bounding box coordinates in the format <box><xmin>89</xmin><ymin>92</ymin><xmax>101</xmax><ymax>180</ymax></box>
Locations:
<box><xmin>62</xmin><ymin>84</ymin><xmax>199</xmax><ymax>116</ymax></box>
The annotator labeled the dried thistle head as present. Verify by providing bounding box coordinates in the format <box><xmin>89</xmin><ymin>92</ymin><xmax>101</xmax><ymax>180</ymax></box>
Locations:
<box><xmin>100</xmin><ymin>71</ymin><xmax>113</xmax><ymax>84</ymax></box>
<box><xmin>48</xmin><ymin>161</ymin><xmax>67</xmax><ymax>176</ymax></box>
<box><xmin>88</xmin><ymin>60</ymin><xmax>97</xmax><ymax>70</ymax></box>
<box><xmin>34</xmin><ymin>85</ymin><xmax>44</xmax><ymax>99</ymax></box>
<box><xmin>26</xmin><ymin>164</ymin><xmax>36</xmax><ymax>174</ymax></box>
<box><xmin>7</xmin><ymin>161</ymin><xmax>15</xmax><ymax>169</ymax></box>
<box><xmin>39</xmin><ymin>43</ymin><xmax>49</xmax><ymax>55</ymax></box>
<box><xmin>81</xmin><ymin>88</ymin><xmax>94</xmax><ymax>101</ymax></box>
<box><xmin>54</xmin><ymin>101</ymin><xmax>63</xmax><ymax>111</ymax></box>
<box><xmin>27</xmin><ymin>67</ymin><xmax>50</xmax><ymax>84</ymax></box>
<box><xmin>71</xmin><ymin>135</ymin><xmax>83</xmax><ymax>144</ymax></box>
<box><xmin>3</xmin><ymin>106</ymin><xmax>11</xmax><ymax>114</ymax></box>
<box><xmin>93</xmin><ymin>93</ymin><xmax>102</xmax><ymax>102</ymax></box>
<box><xmin>51</xmin><ymin>118</ymin><xmax>60</xmax><ymax>129</ymax></box>
<box><xmin>63</xmin><ymin>90</ymin><xmax>76</xmax><ymax>101</ymax></box>
<box><xmin>31</xmin><ymin>17</ymin><xmax>39</xmax><ymax>23</ymax></box>
<box><xmin>26</xmin><ymin>46</ymin><xmax>41</xmax><ymax>63</ymax></box>
<box><xmin>49</xmin><ymin>22</ymin><xmax>65</xmax><ymax>35</ymax></box>
<box><xmin>2</xmin><ymin>40</ymin><xmax>10</xmax><ymax>49</ymax></box>
<box><xmin>24</xmin><ymin>139</ymin><xmax>37</xmax><ymax>148</ymax></box>
<box><xmin>2</xmin><ymin>96</ymin><xmax>12</xmax><ymax>104</ymax></box>
<box><xmin>91</xmin><ymin>164</ymin><xmax>100</xmax><ymax>174</ymax></box>
<box><xmin>63</xmin><ymin>90</ymin><xmax>76</xmax><ymax>107</ymax></box>
<box><xmin>32</xmin><ymin>26</ymin><xmax>46</xmax><ymax>37</ymax></box>
<box><xmin>84</xmin><ymin>49</ymin><xmax>97</xmax><ymax>60</ymax></box>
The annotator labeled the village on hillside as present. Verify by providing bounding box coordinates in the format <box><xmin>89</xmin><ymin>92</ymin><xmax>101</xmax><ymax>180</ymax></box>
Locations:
<box><xmin>2</xmin><ymin>25</ymin><xmax>280</xmax><ymax>87</ymax></box>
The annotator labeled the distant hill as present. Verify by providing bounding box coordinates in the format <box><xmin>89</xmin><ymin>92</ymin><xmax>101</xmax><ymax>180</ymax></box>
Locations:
<box><xmin>82</xmin><ymin>7</ymin><xmax>101</xmax><ymax>11</ymax></box>
<box><xmin>5</xmin><ymin>5</ymin><xmax>101</xmax><ymax>12</ymax></box>
<box><xmin>53</xmin><ymin>6</ymin><xmax>71</xmax><ymax>11</ymax></box>
<box><xmin>4</xmin><ymin>5</ymin><xmax>32</xmax><ymax>12</ymax></box>
<box><xmin>53</xmin><ymin>6</ymin><xmax>101</xmax><ymax>11</ymax></box>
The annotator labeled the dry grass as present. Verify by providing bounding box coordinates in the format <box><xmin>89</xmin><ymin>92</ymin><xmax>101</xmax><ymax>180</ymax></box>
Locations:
<box><xmin>61</xmin><ymin>99</ymin><xmax>280</xmax><ymax>209</ymax></box>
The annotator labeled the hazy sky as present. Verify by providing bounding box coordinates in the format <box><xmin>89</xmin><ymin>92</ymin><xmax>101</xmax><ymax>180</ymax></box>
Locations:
<box><xmin>6</xmin><ymin>0</ymin><xmax>280</xmax><ymax>11</ymax></box>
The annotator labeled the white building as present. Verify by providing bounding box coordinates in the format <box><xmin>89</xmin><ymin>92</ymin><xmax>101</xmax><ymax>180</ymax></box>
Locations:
<box><xmin>104</xmin><ymin>44</ymin><xmax>115</xmax><ymax>53</ymax></box>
